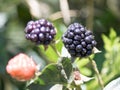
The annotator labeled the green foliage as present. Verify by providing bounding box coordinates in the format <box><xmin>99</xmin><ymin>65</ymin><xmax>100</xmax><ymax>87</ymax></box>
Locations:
<box><xmin>60</xmin><ymin>57</ymin><xmax>73</xmax><ymax>78</ymax></box>
<box><xmin>38</xmin><ymin>46</ymin><xmax>59</xmax><ymax>62</ymax></box>
<box><xmin>37</xmin><ymin>64</ymin><xmax>67</xmax><ymax>85</ymax></box>
<box><xmin>75</xmin><ymin>58</ymin><xmax>92</xmax><ymax>76</ymax></box>
<box><xmin>102</xmin><ymin>28</ymin><xmax>120</xmax><ymax>84</ymax></box>
<box><xmin>102</xmin><ymin>28</ymin><xmax>118</xmax><ymax>52</ymax></box>
<box><xmin>82</xmin><ymin>29</ymin><xmax>120</xmax><ymax>90</ymax></box>
<box><xmin>28</xmin><ymin>57</ymin><xmax>73</xmax><ymax>90</ymax></box>
<box><xmin>1</xmin><ymin>0</ymin><xmax>120</xmax><ymax>90</ymax></box>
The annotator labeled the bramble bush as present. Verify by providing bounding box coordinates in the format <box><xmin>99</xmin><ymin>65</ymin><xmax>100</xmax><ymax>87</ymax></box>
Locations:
<box><xmin>1</xmin><ymin>0</ymin><xmax>120</xmax><ymax>90</ymax></box>
<box><xmin>5</xmin><ymin>21</ymin><xmax>120</xmax><ymax>90</ymax></box>
<box><xmin>6</xmin><ymin>19</ymin><xmax>103</xmax><ymax>90</ymax></box>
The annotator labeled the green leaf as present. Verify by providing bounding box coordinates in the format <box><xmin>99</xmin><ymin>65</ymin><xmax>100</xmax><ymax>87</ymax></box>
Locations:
<box><xmin>109</xmin><ymin>28</ymin><xmax>116</xmax><ymax>40</ymax></box>
<box><xmin>75</xmin><ymin>58</ymin><xmax>92</xmax><ymax>76</ymax></box>
<box><xmin>104</xmin><ymin>77</ymin><xmax>120</xmax><ymax>90</ymax></box>
<box><xmin>38</xmin><ymin>46</ymin><xmax>58</xmax><ymax>62</ymax></box>
<box><xmin>56</xmin><ymin>39</ymin><xmax>63</xmax><ymax>53</ymax></box>
<box><xmin>60</xmin><ymin>57</ymin><xmax>73</xmax><ymax>79</ymax></box>
<box><xmin>102</xmin><ymin>34</ymin><xmax>111</xmax><ymax>52</ymax></box>
<box><xmin>53</xmin><ymin>21</ymin><xmax>66</xmax><ymax>52</ymax></box>
<box><xmin>37</xmin><ymin>64</ymin><xmax>67</xmax><ymax>85</ymax></box>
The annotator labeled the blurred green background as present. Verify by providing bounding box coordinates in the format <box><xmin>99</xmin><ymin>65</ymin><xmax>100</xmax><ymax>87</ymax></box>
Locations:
<box><xmin>0</xmin><ymin>0</ymin><xmax>120</xmax><ymax>90</ymax></box>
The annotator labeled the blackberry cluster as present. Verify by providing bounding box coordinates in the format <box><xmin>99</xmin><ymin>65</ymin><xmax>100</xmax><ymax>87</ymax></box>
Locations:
<box><xmin>62</xmin><ymin>23</ymin><xmax>97</xmax><ymax>57</ymax></box>
<box><xmin>25</xmin><ymin>19</ymin><xmax>56</xmax><ymax>45</ymax></box>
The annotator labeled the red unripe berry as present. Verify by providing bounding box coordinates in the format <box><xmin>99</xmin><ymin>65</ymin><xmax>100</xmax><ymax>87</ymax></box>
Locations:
<box><xmin>6</xmin><ymin>53</ymin><xmax>37</xmax><ymax>81</ymax></box>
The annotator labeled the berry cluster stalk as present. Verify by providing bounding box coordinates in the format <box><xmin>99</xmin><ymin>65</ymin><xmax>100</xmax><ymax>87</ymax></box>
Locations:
<box><xmin>88</xmin><ymin>57</ymin><xmax>104</xmax><ymax>90</ymax></box>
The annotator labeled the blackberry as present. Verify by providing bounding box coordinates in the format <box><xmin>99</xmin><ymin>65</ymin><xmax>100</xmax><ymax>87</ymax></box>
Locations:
<box><xmin>62</xmin><ymin>23</ymin><xmax>97</xmax><ymax>57</ymax></box>
<box><xmin>25</xmin><ymin>19</ymin><xmax>56</xmax><ymax>45</ymax></box>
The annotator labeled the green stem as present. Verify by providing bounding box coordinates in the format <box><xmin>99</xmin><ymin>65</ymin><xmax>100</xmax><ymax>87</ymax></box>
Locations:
<box><xmin>71</xmin><ymin>57</ymin><xmax>76</xmax><ymax>63</ymax></box>
<box><xmin>88</xmin><ymin>57</ymin><xmax>104</xmax><ymax>90</ymax></box>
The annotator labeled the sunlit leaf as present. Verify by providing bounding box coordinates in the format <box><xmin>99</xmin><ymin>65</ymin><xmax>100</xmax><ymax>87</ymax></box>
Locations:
<box><xmin>102</xmin><ymin>34</ymin><xmax>111</xmax><ymax>52</ymax></box>
<box><xmin>109</xmin><ymin>28</ymin><xmax>116</xmax><ymax>40</ymax></box>
<box><xmin>76</xmin><ymin>58</ymin><xmax>89</xmax><ymax>68</ymax></box>
<box><xmin>75</xmin><ymin>58</ymin><xmax>92</xmax><ymax>76</ymax></box>
<box><xmin>38</xmin><ymin>46</ymin><xmax>58</xmax><ymax>62</ymax></box>
<box><xmin>80</xmin><ymin>68</ymin><xmax>92</xmax><ymax>76</ymax></box>
<box><xmin>53</xmin><ymin>22</ymin><xmax>67</xmax><ymax>52</ymax></box>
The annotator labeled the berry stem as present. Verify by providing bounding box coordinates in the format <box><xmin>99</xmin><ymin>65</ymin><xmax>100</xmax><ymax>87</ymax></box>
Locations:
<box><xmin>50</xmin><ymin>44</ymin><xmax>61</xmax><ymax>57</ymax></box>
<box><xmin>88</xmin><ymin>57</ymin><xmax>104</xmax><ymax>90</ymax></box>
<box><xmin>71</xmin><ymin>57</ymin><xmax>76</xmax><ymax>63</ymax></box>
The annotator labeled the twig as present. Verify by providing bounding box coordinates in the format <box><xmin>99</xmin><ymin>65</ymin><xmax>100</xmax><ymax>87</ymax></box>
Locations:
<box><xmin>88</xmin><ymin>57</ymin><xmax>104</xmax><ymax>90</ymax></box>
<box><xmin>49</xmin><ymin>10</ymin><xmax>80</xmax><ymax>21</ymax></box>
<box><xmin>59</xmin><ymin>0</ymin><xmax>71</xmax><ymax>25</ymax></box>
<box><xmin>86</xmin><ymin>0</ymin><xmax>94</xmax><ymax>30</ymax></box>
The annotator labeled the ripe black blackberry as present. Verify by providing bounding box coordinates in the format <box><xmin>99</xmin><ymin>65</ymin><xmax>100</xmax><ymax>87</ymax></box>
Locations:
<box><xmin>62</xmin><ymin>23</ymin><xmax>97</xmax><ymax>57</ymax></box>
<box><xmin>25</xmin><ymin>19</ymin><xmax>56</xmax><ymax>45</ymax></box>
